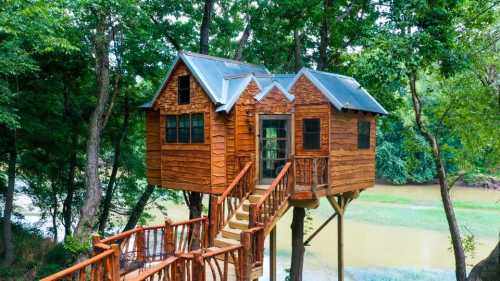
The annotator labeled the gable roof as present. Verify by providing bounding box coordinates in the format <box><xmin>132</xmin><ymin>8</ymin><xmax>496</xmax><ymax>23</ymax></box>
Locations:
<box><xmin>142</xmin><ymin>52</ymin><xmax>387</xmax><ymax>115</ymax></box>
<box><xmin>255</xmin><ymin>82</ymin><xmax>295</xmax><ymax>102</ymax></box>
<box><xmin>290</xmin><ymin>68</ymin><xmax>388</xmax><ymax>115</ymax></box>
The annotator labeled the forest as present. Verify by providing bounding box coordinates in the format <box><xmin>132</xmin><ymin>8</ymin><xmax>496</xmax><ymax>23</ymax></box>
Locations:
<box><xmin>0</xmin><ymin>0</ymin><xmax>498</xmax><ymax>280</ymax></box>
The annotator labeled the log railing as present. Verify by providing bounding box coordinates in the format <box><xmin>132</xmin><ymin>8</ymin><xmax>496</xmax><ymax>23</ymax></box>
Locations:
<box><xmin>249</xmin><ymin>162</ymin><xmax>292</xmax><ymax>230</ymax></box>
<box><xmin>167</xmin><ymin>216</ymin><xmax>209</xmax><ymax>254</ymax></box>
<box><xmin>40</xmin><ymin>244</ymin><xmax>120</xmax><ymax>281</ymax></box>
<box><xmin>128</xmin><ymin>257</ymin><xmax>178</xmax><ymax>281</ymax></box>
<box><xmin>240</xmin><ymin>226</ymin><xmax>265</xmax><ymax>269</ymax></box>
<box><xmin>294</xmin><ymin>156</ymin><xmax>329</xmax><ymax>188</ymax></box>
<box><xmin>211</xmin><ymin>161</ymin><xmax>254</xmax><ymax>242</ymax></box>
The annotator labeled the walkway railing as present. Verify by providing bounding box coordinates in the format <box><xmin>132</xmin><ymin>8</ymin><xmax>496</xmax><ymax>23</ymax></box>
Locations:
<box><xmin>211</xmin><ymin>161</ymin><xmax>254</xmax><ymax>242</ymax></box>
<box><xmin>294</xmin><ymin>156</ymin><xmax>329</xmax><ymax>188</ymax></box>
<box><xmin>249</xmin><ymin>162</ymin><xmax>292</xmax><ymax>231</ymax></box>
<box><xmin>40</xmin><ymin>244</ymin><xmax>120</xmax><ymax>281</ymax></box>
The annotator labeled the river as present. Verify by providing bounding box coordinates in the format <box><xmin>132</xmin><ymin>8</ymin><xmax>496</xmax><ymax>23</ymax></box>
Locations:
<box><xmin>149</xmin><ymin>184</ymin><xmax>500</xmax><ymax>281</ymax></box>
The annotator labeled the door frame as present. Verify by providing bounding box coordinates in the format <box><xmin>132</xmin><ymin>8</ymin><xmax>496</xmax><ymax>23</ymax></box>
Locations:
<box><xmin>258</xmin><ymin>114</ymin><xmax>292</xmax><ymax>184</ymax></box>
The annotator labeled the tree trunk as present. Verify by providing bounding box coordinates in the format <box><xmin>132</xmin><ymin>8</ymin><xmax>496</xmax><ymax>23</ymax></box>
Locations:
<box><xmin>123</xmin><ymin>184</ymin><xmax>155</xmax><ymax>231</ymax></box>
<box><xmin>199</xmin><ymin>0</ymin><xmax>214</xmax><ymax>55</ymax></box>
<box><xmin>2</xmin><ymin>132</ymin><xmax>16</xmax><ymax>266</ymax></box>
<box><xmin>467</xmin><ymin>241</ymin><xmax>499</xmax><ymax>281</ymax></box>
<box><xmin>50</xmin><ymin>180</ymin><xmax>59</xmax><ymax>242</ymax></box>
<box><xmin>318</xmin><ymin>0</ymin><xmax>331</xmax><ymax>71</ymax></box>
<box><xmin>75</xmin><ymin>10</ymin><xmax>112</xmax><ymax>240</ymax></box>
<box><xmin>62</xmin><ymin>137</ymin><xmax>77</xmax><ymax>238</ymax></box>
<box><xmin>293</xmin><ymin>29</ymin><xmax>303</xmax><ymax>72</ymax></box>
<box><xmin>234</xmin><ymin>19</ymin><xmax>251</xmax><ymax>61</ymax></box>
<box><xmin>290</xmin><ymin>207</ymin><xmax>305</xmax><ymax>281</ymax></box>
<box><xmin>408</xmin><ymin>72</ymin><xmax>467</xmax><ymax>281</ymax></box>
<box><xmin>98</xmin><ymin>95</ymin><xmax>129</xmax><ymax>234</ymax></box>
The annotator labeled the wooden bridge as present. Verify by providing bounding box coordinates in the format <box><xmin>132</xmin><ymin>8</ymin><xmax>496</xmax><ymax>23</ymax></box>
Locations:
<box><xmin>41</xmin><ymin>159</ymin><xmax>354</xmax><ymax>281</ymax></box>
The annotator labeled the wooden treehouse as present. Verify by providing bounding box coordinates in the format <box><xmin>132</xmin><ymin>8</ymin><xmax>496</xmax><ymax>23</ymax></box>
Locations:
<box><xmin>42</xmin><ymin>51</ymin><xmax>387</xmax><ymax>281</ymax></box>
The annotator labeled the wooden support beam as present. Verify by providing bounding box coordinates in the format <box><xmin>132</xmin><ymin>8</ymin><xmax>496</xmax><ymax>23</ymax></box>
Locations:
<box><xmin>303</xmin><ymin>212</ymin><xmax>337</xmax><ymax>246</ymax></box>
<box><xmin>327</xmin><ymin>195</ymin><xmax>343</xmax><ymax>216</ymax></box>
<box><xmin>270</xmin><ymin>226</ymin><xmax>277</xmax><ymax>281</ymax></box>
<box><xmin>337</xmin><ymin>196</ymin><xmax>345</xmax><ymax>281</ymax></box>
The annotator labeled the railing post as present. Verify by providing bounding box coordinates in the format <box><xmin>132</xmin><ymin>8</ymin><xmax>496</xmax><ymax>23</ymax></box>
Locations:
<box><xmin>248</xmin><ymin>204</ymin><xmax>257</xmax><ymax>228</ymax></box>
<box><xmin>203</xmin><ymin>217</ymin><xmax>209</xmax><ymax>248</ymax></box>
<box><xmin>209</xmin><ymin>195</ymin><xmax>219</xmax><ymax>246</ymax></box>
<box><xmin>111</xmin><ymin>244</ymin><xmax>121</xmax><ymax>281</ymax></box>
<box><xmin>165</xmin><ymin>219</ymin><xmax>175</xmax><ymax>256</ymax></box>
<box><xmin>136</xmin><ymin>226</ymin><xmax>145</xmax><ymax>263</ymax></box>
<box><xmin>175</xmin><ymin>257</ymin><xmax>185</xmax><ymax>281</ymax></box>
<box><xmin>312</xmin><ymin>158</ymin><xmax>318</xmax><ymax>193</ymax></box>
<box><xmin>240</xmin><ymin>231</ymin><xmax>252</xmax><ymax>281</ymax></box>
<box><xmin>91</xmin><ymin>234</ymin><xmax>101</xmax><ymax>255</ymax></box>
<box><xmin>192</xmin><ymin>251</ymin><xmax>205</xmax><ymax>281</ymax></box>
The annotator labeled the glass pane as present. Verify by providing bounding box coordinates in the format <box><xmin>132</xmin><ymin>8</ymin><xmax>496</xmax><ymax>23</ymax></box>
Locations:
<box><xmin>178</xmin><ymin>76</ymin><xmax>190</xmax><ymax>104</ymax></box>
<box><xmin>179</xmin><ymin>115</ymin><xmax>190</xmax><ymax>143</ymax></box>
<box><xmin>358</xmin><ymin>121</ymin><xmax>370</xmax><ymax>149</ymax></box>
<box><xmin>262</xmin><ymin>159</ymin><xmax>286</xmax><ymax>178</ymax></box>
<box><xmin>166</xmin><ymin>116</ymin><xmax>177</xmax><ymax>143</ymax></box>
<box><xmin>304</xmin><ymin>119</ymin><xmax>320</xmax><ymax>133</ymax></box>
<box><xmin>192</xmin><ymin>128</ymin><xmax>204</xmax><ymax>143</ymax></box>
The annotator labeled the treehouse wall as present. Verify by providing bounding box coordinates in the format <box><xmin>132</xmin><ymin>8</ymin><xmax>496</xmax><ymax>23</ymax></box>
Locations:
<box><xmin>329</xmin><ymin>111</ymin><xmax>376</xmax><ymax>192</ymax></box>
<box><xmin>146</xmin><ymin>110</ymin><xmax>161</xmax><ymax>185</ymax></box>
<box><xmin>153</xmin><ymin>62</ymin><xmax>214</xmax><ymax>193</ymax></box>
<box><xmin>291</xmin><ymin>75</ymin><xmax>331</xmax><ymax>157</ymax></box>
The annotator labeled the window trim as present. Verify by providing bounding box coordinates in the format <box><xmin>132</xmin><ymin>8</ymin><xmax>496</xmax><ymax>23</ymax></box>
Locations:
<box><xmin>165</xmin><ymin>115</ymin><xmax>178</xmax><ymax>143</ymax></box>
<box><xmin>303</xmin><ymin>118</ymin><xmax>321</xmax><ymax>150</ymax></box>
<box><xmin>357</xmin><ymin>120</ymin><xmax>371</xmax><ymax>149</ymax></box>
<box><xmin>191</xmin><ymin>113</ymin><xmax>204</xmax><ymax>143</ymax></box>
<box><xmin>177</xmin><ymin>75</ymin><xmax>190</xmax><ymax>105</ymax></box>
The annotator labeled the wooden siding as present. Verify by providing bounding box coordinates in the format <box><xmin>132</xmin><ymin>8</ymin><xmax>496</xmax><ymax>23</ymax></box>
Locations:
<box><xmin>329</xmin><ymin>111</ymin><xmax>376</xmax><ymax>191</ymax></box>
<box><xmin>211</xmin><ymin>106</ymin><xmax>227</xmax><ymax>193</ymax></box>
<box><xmin>255</xmin><ymin>86</ymin><xmax>294</xmax><ymax>113</ymax></box>
<box><xmin>291</xmin><ymin>75</ymin><xmax>331</xmax><ymax>157</ymax></box>
<box><xmin>154</xmin><ymin>61</ymin><xmax>213</xmax><ymax>193</ymax></box>
<box><xmin>146</xmin><ymin>110</ymin><xmax>161</xmax><ymax>185</ymax></box>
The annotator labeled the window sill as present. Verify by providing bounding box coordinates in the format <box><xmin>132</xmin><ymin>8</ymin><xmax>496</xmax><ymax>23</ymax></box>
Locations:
<box><xmin>162</xmin><ymin>144</ymin><xmax>209</xmax><ymax>151</ymax></box>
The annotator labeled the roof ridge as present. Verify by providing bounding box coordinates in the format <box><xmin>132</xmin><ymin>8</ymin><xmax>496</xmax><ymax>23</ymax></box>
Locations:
<box><xmin>273</xmin><ymin>73</ymin><xmax>295</xmax><ymax>77</ymax></box>
<box><xmin>181</xmin><ymin>51</ymin><xmax>268</xmax><ymax>70</ymax></box>
<box><xmin>306</xmin><ymin>67</ymin><xmax>356</xmax><ymax>81</ymax></box>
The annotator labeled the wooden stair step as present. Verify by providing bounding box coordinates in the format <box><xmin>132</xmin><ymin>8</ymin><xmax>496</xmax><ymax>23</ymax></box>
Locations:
<box><xmin>229</xmin><ymin>217</ymin><xmax>249</xmax><ymax>230</ymax></box>
<box><xmin>242</xmin><ymin>200</ymin><xmax>250</xmax><ymax>211</ymax></box>
<box><xmin>214</xmin><ymin>236</ymin><xmax>240</xmax><ymax>248</ymax></box>
<box><xmin>222</xmin><ymin>227</ymin><xmax>242</xmax><ymax>240</ymax></box>
<box><xmin>236</xmin><ymin>210</ymin><xmax>249</xmax><ymax>220</ymax></box>
<box><xmin>249</xmin><ymin>194</ymin><xmax>262</xmax><ymax>203</ymax></box>
<box><xmin>254</xmin><ymin>185</ymin><xmax>270</xmax><ymax>195</ymax></box>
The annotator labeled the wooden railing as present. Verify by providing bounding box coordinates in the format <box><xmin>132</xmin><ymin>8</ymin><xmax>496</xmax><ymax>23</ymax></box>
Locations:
<box><xmin>211</xmin><ymin>161</ymin><xmax>254</xmax><ymax>242</ymax></box>
<box><xmin>128</xmin><ymin>257</ymin><xmax>177</xmax><ymax>281</ymax></box>
<box><xmin>167</xmin><ymin>216</ymin><xmax>209</xmax><ymax>254</ymax></box>
<box><xmin>40</xmin><ymin>244</ymin><xmax>120</xmax><ymax>281</ymax></box>
<box><xmin>294</xmin><ymin>156</ymin><xmax>329</xmax><ymax>188</ymax></box>
<box><xmin>249</xmin><ymin>162</ymin><xmax>292</xmax><ymax>231</ymax></box>
<box><xmin>240</xmin><ymin>226</ymin><xmax>265</xmax><ymax>269</ymax></box>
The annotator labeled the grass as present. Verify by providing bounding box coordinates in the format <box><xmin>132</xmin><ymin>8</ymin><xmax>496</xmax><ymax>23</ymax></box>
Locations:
<box><xmin>346</xmin><ymin>267</ymin><xmax>455</xmax><ymax>281</ymax></box>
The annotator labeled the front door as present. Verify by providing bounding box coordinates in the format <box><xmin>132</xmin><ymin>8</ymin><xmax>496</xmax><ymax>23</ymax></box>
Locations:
<box><xmin>259</xmin><ymin>115</ymin><xmax>290</xmax><ymax>184</ymax></box>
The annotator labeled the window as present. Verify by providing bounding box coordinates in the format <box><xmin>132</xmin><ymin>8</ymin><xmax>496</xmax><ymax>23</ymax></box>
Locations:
<box><xmin>178</xmin><ymin>75</ymin><xmax>190</xmax><ymax>104</ymax></box>
<box><xmin>303</xmin><ymin>119</ymin><xmax>320</xmax><ymax>149</ymax></box>
<box><xmin>178</xmin><ymin>114</ymin><xmax>190</xmax><ymax>143</ymax></box>
<box><xmin>191</xmin><ymin>113</ymin><xmax>204</xmax><ymax>143</ymax></box>
<box><xmin>165</xmin><ymin>115</ymin><xmax>177</xmax><ymax>143</ymax></box>
<box><xmin>358</xmin><ymin>120</ymin><xmax>370</xmax><ymax>149</ymax></box>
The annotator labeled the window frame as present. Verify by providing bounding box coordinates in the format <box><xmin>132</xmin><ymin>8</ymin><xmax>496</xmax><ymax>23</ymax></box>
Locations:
<box><xmin>165</xmin><ymin>115</ymin><xmax>178</xmax><ymax>143</ymax></box>
<box><xmin>357</xmin><ymin>120</ymin><xmax>371</xmax><ymax>149</ymax></box>
<box><xmin>191</xmin><ymin>113</ymin><xmax>205</xmax><ymax>143</ymax></box>
<box><xmin>178</xmin><ymin>114</ymin><xmax>191</xmax><ymax>143</ymax></box>
<box><xmin>303</xmin><ymin>118</ymin><xmax>321</xmax><ymax>150</ymax></box>
<box><xmin>177</xmin><ymin>75</ymin><xmax>190</xmax><ymax>105</ymax></box>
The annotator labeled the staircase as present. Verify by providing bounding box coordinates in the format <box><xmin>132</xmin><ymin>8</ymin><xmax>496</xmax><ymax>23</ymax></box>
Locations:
<box><xmin>214</xmin><ymin>185</ymin><xmax>268</xmax><ymax>248</ymax></box>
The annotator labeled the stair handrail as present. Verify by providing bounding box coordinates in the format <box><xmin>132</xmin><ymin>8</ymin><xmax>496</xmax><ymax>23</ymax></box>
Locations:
<box><xmin>211</xmin><ymin>161</ymin><xmax>254</xmax><ymax>243</ymax></box>
<box><xmin>250</xmin><ymin>162</ymin><xmax>292</xmax><ymax>230</ymax></box>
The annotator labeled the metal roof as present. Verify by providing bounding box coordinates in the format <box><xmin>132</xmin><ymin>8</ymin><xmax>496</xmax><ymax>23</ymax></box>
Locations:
<box><xmin>143</xmin><ymin>52</ymin><xmax>387</xmax><ymax>115</ymax></box>
<box><xmin>291</xmin><ymin>68</ymin><xmax>388</xmax><ymax>115</ymax></box>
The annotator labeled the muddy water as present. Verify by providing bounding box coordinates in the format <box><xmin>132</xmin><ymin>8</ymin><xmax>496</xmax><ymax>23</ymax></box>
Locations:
<box><xmin>150</xmin><ymin>184</ymin><xmax>500</xmax><ymax>280</ymax></box>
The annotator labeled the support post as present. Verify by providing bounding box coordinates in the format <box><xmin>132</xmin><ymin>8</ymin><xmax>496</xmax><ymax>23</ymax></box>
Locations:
<box><xmin>337</xmin><ymin>196</ymin><xmax>344</xmax><ymax>281</ymax></box>
<box><xmin>209</xmin><ymin>195</ymin><xmax>218</xmax><ymax>246</ymax></box>
<box><xmin>165</xmin><ymin>219</ymin><xmax>175</xmax><ymax>256</ymax></box>
<box><xmin>270</xmin><ymin>226</ymin><xmax>277</xmax><ymax>281</ymax></box>
<box><xmin>111</xmin><ymin>244</ymin><xmax>121</xmax><ymax>281</ymax></box>
<box><xmin>136</xmin><ymin>226</ymin><xmax>145</xmax><ymax>263</ymax></box>
<box><xmin>240</xmin><ymin>231</ymin><xmax>252</xmax><ymax>281</ymax></box>
<box><xmin>192</xmin><ymin>250</ymin><xmax>204</xmax><ymax>281</ymax></box>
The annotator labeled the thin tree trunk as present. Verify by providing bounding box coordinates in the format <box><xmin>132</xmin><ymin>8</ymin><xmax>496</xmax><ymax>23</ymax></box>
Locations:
<box><xmin>408</xmin><ymin>72</ymin><xmax>467</xmax><ymax>281</ymax></box>
<box><xmin>199</xmin><ymin>0</ymin><xmax>214</xmax><ymax>55</ymax></box>
<box><xmin>98</xmin><ymin>96</ymin><xmax>129</xmax><ymax>234</ymax></box>
<box><xmin>318</xmin><ymin>0</ymin><xmax>331</xmax><ymax>71</ymax></box>
<box><xmin>122</xmin><ymin>184</ymin><xmax>155</xmax><ymax>231</ymax></box>
<box><xmin>290</xmin><ymin>207</ymin><xmax>305</xmax><ymax>281</ymax></box>
<box><xmin>50</xmin><ymin>180</ymin><xmax>58</xmax><ymax>242</ymax></box>
<box><xmin>2</xmin><ymin>132</ymin><xmax>16</xmax><ymax>266</ymax></box>
<box><xmin>62</xmin><ymin>138</ymin><xmax>77</xmax><ymax>238</ymax></box>
<box><xmin>293</xmin><ymin>29</ymin><xmax>303</xmax><ymax>72</ymax></box>
<box><xmin>75</xmin><ymin>10</ymin><xmax>112</xmax><ymax>239</ymax></box>
<box><xmin>234</xmin><ymin>19</ymin><xmax>251</xmax><ymax>61</ymax></box>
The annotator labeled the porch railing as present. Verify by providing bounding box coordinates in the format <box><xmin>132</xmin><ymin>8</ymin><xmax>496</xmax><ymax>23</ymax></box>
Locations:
<box><xmin>294</xmin><ymin>156</ymin><xmax>329</xmax><ymax>188</ymax></box>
